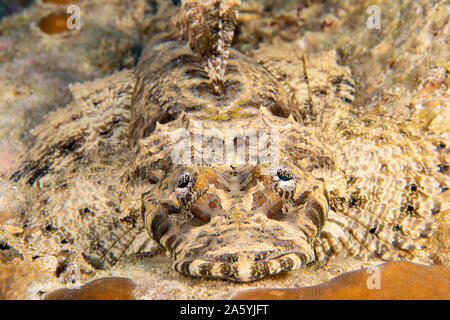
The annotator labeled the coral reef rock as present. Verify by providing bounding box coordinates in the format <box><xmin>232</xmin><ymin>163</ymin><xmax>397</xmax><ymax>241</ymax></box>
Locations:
<box><xmin>0</xmin><ymin>257</ymin><xmax>58</xmax><ymax>300</ymax></box>
<box><xmin>44</xmin><ymin>277</ymin><xmax>136</xmax><ymax>300</ymax></box>
<box><xmin>232</xmin><ymin>261</ymin><xmax>450</xmax><ymax>300</ymax></box>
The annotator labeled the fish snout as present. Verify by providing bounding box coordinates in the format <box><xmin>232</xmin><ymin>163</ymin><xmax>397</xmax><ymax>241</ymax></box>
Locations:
<box><xmin>173</xmin><ymin>250</ymin><xmax>312</xmax><ymax>282</ymax></box>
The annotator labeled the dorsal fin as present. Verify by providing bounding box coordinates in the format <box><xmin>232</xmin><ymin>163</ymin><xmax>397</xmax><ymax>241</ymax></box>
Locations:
<box><xmin>175</xmin><ymin>0</ymin><xmax>241</xmax><ymax>95</ymax></box>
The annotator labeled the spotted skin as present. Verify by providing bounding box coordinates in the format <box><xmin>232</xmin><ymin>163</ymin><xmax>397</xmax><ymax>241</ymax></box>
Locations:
<box><xmin>8</xmin><ymin>6</ymin><xmax>447</xmax><ymax>282</ymax></box>
<box><xmin>127</xmin><ymin>109</ymin><xmax>334</xmax><ymax>281</ymax></box>
<box><xmin>129</xmin><ymin>39</ymin><xmax>297</xmax><ymax>146</ymax></box>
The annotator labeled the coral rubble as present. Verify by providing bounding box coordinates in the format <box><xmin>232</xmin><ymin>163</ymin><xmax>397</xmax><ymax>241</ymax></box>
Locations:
<box><xmin>0</xmin><ymin>257</ymin><xmax>58</xmax><ymax>300</ymax></box>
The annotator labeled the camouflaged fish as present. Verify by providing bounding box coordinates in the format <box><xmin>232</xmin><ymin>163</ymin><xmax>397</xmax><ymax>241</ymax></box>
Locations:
<box><xmin>8</xmin><ymin>0</ymin><xmax>447</xmax><ymax>282</ymax></box>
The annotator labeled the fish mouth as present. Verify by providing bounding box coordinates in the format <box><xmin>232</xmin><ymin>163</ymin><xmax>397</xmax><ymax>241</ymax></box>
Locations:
<box><xmin>142</xmin><ymin>198</ymin><xmax>318</xmax><ymax>282</ymax></box>
<box><xmin>173</xmin><ymin>251</ymin><xmax>309</xmax><ymax>282</ymax></box>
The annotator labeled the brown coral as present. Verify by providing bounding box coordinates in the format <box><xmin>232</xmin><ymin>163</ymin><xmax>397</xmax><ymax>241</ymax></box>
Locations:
<box><xmin>38</xmin><ymin>12</ymin><xmax>73</xmax><ymax>35</ymax></box>
<box><xmin>44</xmin><ymin>277</ymin><xmax>136</xmax><ymax>300</ymax></box>
<box><xmin>42</xmin><ymin>0</ymin><xmax>82</xmax><ymax>4</ymax></box>
<box><xmin>232</xmin><ymin>261</ymin><xmax>450</xmax><ymax>300</ymax></box>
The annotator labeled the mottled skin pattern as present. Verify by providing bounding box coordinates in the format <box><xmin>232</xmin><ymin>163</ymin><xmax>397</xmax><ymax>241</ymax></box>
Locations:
<box><xmin>10</xmin><ymin>71</ymin><xmax>155</xmax><ymax>272</ymax></box>
<box><xmin>7</xmin><ymin>4</ymin><xmax>447</xmax><ymax>282</ymax></box>
<box><xmin>124</xmin><ymin>107</ymin><xmax>335</xmax><ymax>281</ymax></box>
<box><xmin>129</xmin><ymin>39</ymin><xmax>296</xmax><ymax>146</ymax></box>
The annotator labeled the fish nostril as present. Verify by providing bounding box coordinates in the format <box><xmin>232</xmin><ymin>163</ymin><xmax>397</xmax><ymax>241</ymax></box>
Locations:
<box><xmin>266</xmin><ymin>202</ymin><xmax>284</xmax><ymax>219</ymax></box>
<box><xmin>191</xmin><ymin>206</ymin><xmax>211</xmax><ymax>223</ymax></box>
<box><xmin>190</xmin><ymin>193</ymin><xmax>223</xmax><ymax>225</ymax></box>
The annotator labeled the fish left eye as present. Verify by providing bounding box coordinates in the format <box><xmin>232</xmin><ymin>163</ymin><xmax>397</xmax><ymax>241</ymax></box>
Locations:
<box><xmin>277</xmin><ymin>168</ymin><xmax>293</xmax><ymax>181</ymax></box>
<box><xmin>175</xmin><ymin>171</ymin><xmax>195</xmax><ymax>208</ymax></box>
<box><xmin>177</xmin><ymin>173</ymin><xmax>191</xmax><ymax>189</ymax></box>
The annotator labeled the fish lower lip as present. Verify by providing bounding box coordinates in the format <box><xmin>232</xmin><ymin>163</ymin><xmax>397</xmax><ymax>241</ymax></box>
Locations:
<box><xmin>173</xmin><ymin>252</ymin><xmax>306</xmax><ymax>282</ymax></box>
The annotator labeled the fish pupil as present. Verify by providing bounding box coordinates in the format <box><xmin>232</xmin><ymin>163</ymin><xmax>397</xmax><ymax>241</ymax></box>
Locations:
<box><xmin>277</xmin><ymin>169</ymin><xmax>292</xmax><ymax>181</ymax></box>
<box><xmin>178</xmin><ymin>175</ymin><xmax>190</xmax><ymax>188</ymax></box>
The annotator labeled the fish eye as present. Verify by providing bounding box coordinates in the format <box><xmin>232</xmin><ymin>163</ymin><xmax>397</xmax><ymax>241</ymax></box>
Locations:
<box><xmin>277</xmin><ymin>168</ymin><xmax>293</xmax><ymax>181</ymax></box>
<box><xmin>177</xmin><ymin>172</ymin><xmax>192</xmax><ymax>189</ymax></box>
<box><xmin>176</xmin><ymin>172</ymin><xmax>195</xmax><ymax>207</ymax></box>
<box><xmin>273</xmin><ymin>167</ymin><xmax>296</xmax><ymax>199</ymax></box>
